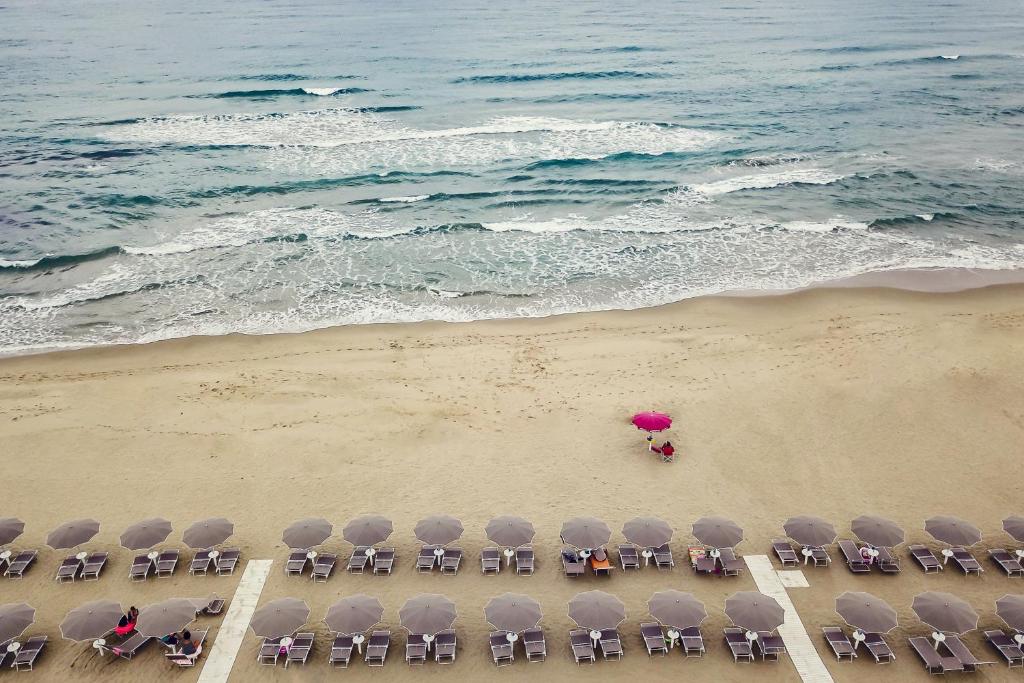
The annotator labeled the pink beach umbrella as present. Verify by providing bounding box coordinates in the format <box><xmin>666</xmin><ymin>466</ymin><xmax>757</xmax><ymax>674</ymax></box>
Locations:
<box><xmin>631</xmin><ymin>412</ymin><xmax>672</xmax><ymax>433</ymax></box>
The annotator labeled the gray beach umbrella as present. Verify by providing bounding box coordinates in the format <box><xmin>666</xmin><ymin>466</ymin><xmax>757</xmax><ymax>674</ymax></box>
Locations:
<box><xmin>485</xmin><ymin>516</ymin><xmax>536</xmax><ymax>548</ymax></box>
<box><xmin>135</xmin><ymin>598</ymin><xmax>198</xmax><ymax>638</ymax></box>
<box><xmin>568</xmin><ymin>591</ymin><xmax>627</xmax><ymax>631</ymax></box>
<box><xmin>850</xmin><ymin>515</ymin><xmax>904</xmax><ymax>548</ymax></box>
<box><xmin>484</xmin><ymin>593</ymin><xmax>543</xmax><ymax>634</ymax></box>
<box><xmin>250</xmin><ymin>598</ymin><xmax>311</xmax><ymax>639</ymax></box>
<box><xmin>399</xmin><ymin>594</ymin><xmax>458</xmax><ymax>636</ymax></box>
<box><xmin>0</xmin><ymin>603</ymin><xmax>35</xmax><ymax>644</ymax></box>
<box><xmin>46</xmin><ymin>518</ymin><xmax>101</xmax><ymax>550</ymax></box>
<box><xmin>0</xmin><ymin>518</ymin><xmax>25</xmax><ymax>546</ymax></box>
<box><xmin>324</xmin><ymin>595</ymin><xmax>385</xmax><ymax>635</ymax></box>
<box><xmin>282</xmin><ymin>517</ymin><xmax>333</xmax><ymax>550</ymax></box>
<box><xmin>183</xmin><ymin>517</ymin><xmax>234</xmax><ymax>549</ymax></box>
<box><xmin>648</xmin><ymin>590</ymin><xmax>708</xmax><ymax>630</ymax></box>
<box><xmin>342</xmin><ymin>515</ymin><xmax>393</xmax><ymax>547</ymax></box>
<box><xmin>414</xmin><ymin>515</ymin><xmax>465</xmax><ymax>546</ymax></box>
<box><xmin>560</xmin><ymin>517</ymin><xmax>612</xmax><ymax>550</ymax></box>
<box><xmin>925</xmin><ymin>515</ymin><xmax>982</xmax><ymax>547</ymax></box>
<box><xmin>1003</xmin><ymin>516</ymin><xmax>1024</xmax><ymax>543</ymax></box>
<box><xmin>912</xmin><ymin>592</ymin><xmax>978</xmax><ymax>635</ymax></box>
<box><xmin>692</xmin><ymin>516</ymin><xmax>743</xmax><ymax>549</ymax></box>
<box><xmin>119</xmin><ymin>517</ymin><xmax>173</xmax><ymax>551</ymax></box>
<box><xmin>995</xmin><ymin>594</ymin><xmax>1024</xmax><ymax>632</ymax></box>
<box><xmin>784</xmin><ymin>515</ymin><xmax>837</xmax><ymax>547</ymax></box>
<box><xmin>622</xmin><ymin>516</ymin><xmax>674</xmax><ymax>549</ymax></box>
<box><xmin>725</xmin><ymin>592</ymin><xmax>785</xmax><ymax>633</ymax></box>
<box><xmin>60</xmin><ymin>600</ymin><xmax>123</xmax><ymax>641</ymax></box>
<box><xmin>835</xmin><ymin>591</ymin><xmax>898</xmax><ymax>634</ymax></box>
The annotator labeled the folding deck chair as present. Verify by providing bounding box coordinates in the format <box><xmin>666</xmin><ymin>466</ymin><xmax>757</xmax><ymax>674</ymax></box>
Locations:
<box><xmin>311</xmin><ymin>553</ymin><xmax>337</xmax><ymax>582</ymax></box>
<box><xmin>365</xmin><ymin>630</ymin><xmax>390</xmax><ymax>666</ymax></box>
<box><xmin>724</xmin><ymin>628</ymin><xmax>754</xmax><ymax>663</ymax></box>
<box><xmin>772</xmin><ymin>540</ymin><xmax>798</xmax><ymax>568</ymax></box>
<box><xmin>523</xmin><ymin>627</ymin><xmax>546</xmax><ymax>662</ymax></box>
<box><xmin>347</xmin><ymin>546</ymin><xmax>370</xmax><ymax>573</ymax></box>
<box><xmin>440</xmin><ymin>548</ymin><xmax>463</xmax><ymax>575</ymax></box>
<box><xmin>481</xmin><ymin>547</ymin><xmax>502</xmax><ymax>575</ymax></box>
<box><xmin>156</xmin><ymin>549</ymin><xmax>179</xmax><ymax>577</ymax></box>
<box><xmin>909</xmin><ymin>544</ymin><xmax>942</xmax><ymax>573</ymax></box>
<box><xmin>435</xmin><ymin>629</ymin><xmax>456</xmax><ymax>663</ymax></box>
<box><xmin>618</xmin><ymin>544</ymin><xmax>640</xmax><ymax>570</ymax></box>
<box><xmin>822</xmin><ymin>626</ymin><xmax>856</xmax><ymax>661</ymax></box>
<box><xmin>640</xmin><ymin>622</ymin><xmax>667</xmax><ymax>655</ymax></box>
<box><xmin>515</xmin><ymin>546</ymin><xmax>535</xmax><ymax>574</ymax></box>
<box><xmin>989</xmin><ymin>549</ymin><xmax>1024</xmax><ymax>577</ymax></box>
<box><xmin>81</xmin><ymin>552</ymin><xmax>108</xmax><ymax>580</ymax></box>
<box><xmin>570</xmin><ymin>628</ymin><xmax>595</xmax><ymax>664</ymax></box>
<box><xmin>329</xmin><ymin>634</ymin><xmax>354</xmax><ymax>667</ymax></box>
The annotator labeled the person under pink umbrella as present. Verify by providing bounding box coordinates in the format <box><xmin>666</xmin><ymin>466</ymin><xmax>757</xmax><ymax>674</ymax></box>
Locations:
<box><xmin>631</xmin><ymin>411</ymin><xmax>673</xmax><ymax>454</ymax></box>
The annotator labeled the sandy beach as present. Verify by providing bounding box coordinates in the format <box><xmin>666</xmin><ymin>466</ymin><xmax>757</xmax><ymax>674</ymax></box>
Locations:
<box><xmin>1</xmin><ymin>282</ymin><xmax>1024</xmax><ymax>681</ymax></box>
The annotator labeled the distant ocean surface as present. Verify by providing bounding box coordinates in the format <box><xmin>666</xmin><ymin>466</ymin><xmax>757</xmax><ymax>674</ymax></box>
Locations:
<box><xmin>2</xmin><ymin>0</ymin><xmax>1023</xmax><ymax>354</ymax></box>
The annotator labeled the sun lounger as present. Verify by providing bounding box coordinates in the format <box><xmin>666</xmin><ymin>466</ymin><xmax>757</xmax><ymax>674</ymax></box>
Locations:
<box><xmin>285</xmin><ymin>551</ymin><xmax>308</xmax><ymax>576</ymax></box>
<box><xmin>680</xmin><ymin>626</ymin><xmax>705</xmax><ymax>657</ymax></box>
<box><xmin>599</xmin><ymin>628</ymin><xmax>623</xmax><ymax>660</ymax></box>
<box><xmin>347</xmin><ymin>546</ymin><xmax>370</xmax><ymax>573</ymax></box>
<box><xmin>440</xmin><ymin>547</ymin><xmax>463</xmax><ymax>575</ymax></box>
<box><xmin>864</xmin><ymin>632</ymin><xmax>895</xmax><ymax>663</ymax></box>
<box><xmin>984</xmin><ymin>630</ymin><xmax>1024</xmax><ymax>668</ymax></box>
<box><xmin>189</xmin><ymin>550</ymin><xmax>212</xmax><ymax>575</ymax></box>
<box><xmin>372</xmin><ymin>548</ymin><xmax>395</xmax><ymax>574</ymax></box>
<box><xmin>561</xmin><ymin>548</ymin><xmax>585</xmax><ymax>577</ymax></box>
<box><xmin>4</xmin><ymin>550</ymin><xmax>36</xmax><ymax>578</ymax></box>
<box><xmin>653</xmin><ymin>543</ymin><xmax>675</xmax><ymax>569</ymax></box>
<box><xmin>772</xmin><ymin>540</ymin><xmax>798</xmax><ymax>568</ymax></box>
<box><xmin>822</xmin><ymin>626</ymin><xmax>856</xmax><ymax>661</ymax></box>
<box><xmin>910</xmin><ymin>636</ymin><xmax>963</xmax><ymax>674</ymax></box>
<box><xmin>810</xmin><ymin>546</ymin><xmax>832</xmax><ymax>566</ymax></box>
<box><xmin>81</xmin><ymin>552</ymin><xmax>108</xmax><ymax>580</ymax></box>
<box><xmin>200</xmin><ymin>597</ymin><xmax>225</xmax><ymax>615</ymax></box>
<box><xmin>618</xmin><ymin>544</ymin><xmax>640</xmax><ymax>570</ymax></box>
<box><xmin>284</xmin><ymin>632</ymin><xmax>314</xmax><ymax>667</ymax></box>
<box><xmin>990</xmin><ymin>549</ymin><xmax>1024</xmax><ymax>577</ymax></box>
<box><xmin>516</xmin><ymin>546</ymin><xmax>535</xmax><ymax>575</ymax></box>
<box><xmin>590</xmin><ymin>552</ymin><xmax>613</xmax><ymax>576</ymax></box>
<box><xmin>718</xmin><ymin>547</ymin><xmax>743</xmax><ymax>575</ymax></box>
<box><xmin>216</xmin><ymin>547</ymin><xmax>240</xmax><ymax>574</ymax></box>
<box><xmin>365</xmin><ymin>630</ymin><xmax>390</xmax><ymax>666</ymax></box>
<box><xmin>166</xmin><ymin>629</ymin><xmax>207</xmax><ymax>667</ymax></box>
<box><xmin>523</xmin><ymin>627</ymin><xmax>546</xmax><ymax>662</ymax></box>
<box><xmin>12</xmin><ymin>636</ymin><xmax>47</xmax><ymax>671</ymax></box>
<box><xmin>129</xmin><ymin>554</ymin><xmax>152</xmax><ymax>581</ymax></box>
<box><xmin>113</xmin><ymin>633</ymin><xmax>153</xmax><ymax>659</ymax></box>
<box><xmin>481</xmin><ymin>547</ymin><xmax>502</xmax><ymax>575</ymax></box>
<box><xmin>435</xmin><ymin>629</ymin><xmax>457</xmax><ymax>664</ymax></box>
<box><xmin>156</xmin><ymin>549</ymin><xmax>179</xmax><ymax>577</ymax></box>
<box><xmin>570</xmin><ymin>628</ymin><xmax>595</xmax><ymax>664</ymax></box>
<box><xmin>640</xmin><ymin>622</ymin><xmax>667</xmax><ymax>656</ymax></box>
<box><xmin>329</xmin><ymin>634</ymin><xmax>354</xmax><ymax>667</ymax></box>
<box><xmin>489</xmin><ymin>631</ymin><xmax>514</xmax><ymax>666</ymax></box>
<box><xmin>876</xmin><ymin>546</ymin><xmax>900</xmax><ymax>574</ymax></box>
<box><xmin>406</xmin><ymin>634</ymin><xmax>427</xmax><ymax>665</ymax></box>
<box><xmin>944</xmin><ymin>634</ymin><xmax>995</xmax><ymax>671</ymax></box>
<box><xmin>724</xmin><ymin>627</ymin><xmax>754</xmax><ymax>663</ymax></box>
<box><xmin>950</xmin><ymin>547</ymin><xmax>983</xmax><ymax>576</ymax></box>
<box><xmin>311</xmin><ymin>553</ymin><xmax>337</xmax><ymax>582</ymax></box>
<box><xmin>416</xmin><ymin>546</ymin><xmax>437</xmax><ymax>573</ymax></box>
<box><xmin>0</xmin><ymin>648</ymin><xmax>11</xmax><ymax>669</ymax></box>
<box><xmin>838</xmin><ymin>539</ymin><xmax>870</xmax><ymax>573</ymax></box>
<box><xmin>55</xmin><ymin>556</ymin><xmax>82</xmax><ymax>582</ymax></box>
<box><xmin>259</xmin><ymin>637</ymin><xmax>284</xmax><ymax>665</ymax></box>
<box><xmin>690</xmin><ymin>546</ymin><xmax>715</xmax><ymax>574</ymax></box>
<box><xmin>757</xmin><ymin>631</ymin><xmax>787</xmax><ymax>662</ymax></box>
<box><xmin>909</xmin><ymin>544</ymin><xmax>942</xmax><ymax>573</ymax></box>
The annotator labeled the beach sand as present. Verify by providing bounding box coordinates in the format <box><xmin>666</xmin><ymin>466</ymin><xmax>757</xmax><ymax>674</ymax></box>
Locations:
<box><xmin>1</xmin><ymin>283</ymin><xmax>1023</xmax><ymax>681</ymax></box>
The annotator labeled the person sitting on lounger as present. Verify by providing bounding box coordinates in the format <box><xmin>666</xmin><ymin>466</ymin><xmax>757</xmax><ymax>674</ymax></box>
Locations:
<box><xmin>651</xmin><ymin>441</ymin><xmax>674</xmax><ymax>458</ymax></box>
<box><xmin>590</xmin><ymin>548</ymin><xmax>612</xmax><ymax>573</ymax></box>
<box><xmin>115</xmin><ymin>606</ymin><xmax>139</xmax><ymax>636</ymax></box>
<box><xmin>179</xmin><ymin>630</ymin><xmax>197</xmax><ymax>656</ymax></box>
<box><xmin>860</xmin><ymin>546</ymin><xmax>873</xmax><ymax>564</ymax></box>
<box><xmin>161</xmin><ymin>632</ymin><xmax>180</xmax><ymax>648</ymax></box>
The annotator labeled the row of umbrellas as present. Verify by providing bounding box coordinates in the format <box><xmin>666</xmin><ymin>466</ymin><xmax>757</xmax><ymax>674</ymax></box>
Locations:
<box><xmin>0</xmin><ymin>517</ymin><xmax>235</xmax><ymax>551</ymax></box>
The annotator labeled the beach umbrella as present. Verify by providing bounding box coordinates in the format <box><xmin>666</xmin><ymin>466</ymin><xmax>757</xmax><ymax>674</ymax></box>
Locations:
<box><xmin>484</xmin><ymin>593</ymin><xmax>543</xmax><ymax>634</ymax></box>
<box><xmin>250</xmin><ymin>598</ymin><xmax>310</xmax><ymax>639</ymax></box>
<box><xmin>850</xmin><ymin>515</ymin><xmax>904</xmax><ymax>548</ymax></box>
<box><xmin>692</xmin><ymin>516</ymin><xmax>743</xmax><ymax>549</ymax></box>
<box><xmin>119</xmin><ymin>517</ymin><xmax>173</xmax><ymax>551</ymax></box>
<box><xmin>0</xmin><ymin>518</ymin><xmax>25</xmax><ymax>546</ymax></box>
<box><xmin>485</xmin><ymin>516</ymin><xmax>535</xmax><ymax>548</ymax></box>
<box><xmin>60</xmin><ymin>600</ymin><xmax>123</xmax><ymax>641</ymax></box>
<box><xmin>647</xmin><ymin>590</ymin><xmax>707</xmax><ymax>630</ymax></box>
<box><xmin>0</xmin><ymin>603</ymin><xmax>35</xmax><ymax>644</ymax></box>
<box><xmin>912</xmin><ymin>592</ymin><xmax>978</xmax><ymax>636</ymax></box>
<box><xmin>925</xmin><ymin>515</ymin><xmax>982</xmax><ymax>547</ymax></box>
<box><xmin>46</xmin><ymin>518</ymin><xmax>100</xmax><ymax>550</ymax></box>
<box><xmin>282</xmin><ymin>518</ymin><xmax>333</xmax><ymax>550</ymax></box>
<box><xmin>399</xmin><ymin>594</ymin><xmax>457</xmax><ymax>636</ymax></box>
<box><xmin>560</xmin><ymin>517</ymin><xmax>612</xmax><ymax>550</ymax></box>
<box><xmin>342</xmin><ymin>515</ymin><xmax>393</xmax><ymax>547</ymax></box>
<box><xmin>622</xmin><ymin>516</ymin><xmax>673</xmax><ymax>549</ymax></box>
<box><xmin>183</xmin><ymin>517</ymin><xmax>234</xmax><ymax>549</ymax></box>
<box><xmin>324</xmin><ymin>595</ymin><xmax>384</xmax><ymax>635</ymax></box>
<box><xmin>568</xmin><ymin>591</ymin><xmax>626</xmax><ymax>631</ymax></box>
<box><xmin>835</xmin><ymin>592</ymin><xmax>898</xmax><ymax>634</ymax></box>
<box><xmin>784</xmin><ymin>515</ymin><xmax>836</xmax><ymax>547</ymax></box>
<box><xmin>725</xmin><ymin>592</ymin><xmax>785</xmax><ymax>633</ymax></box>
<box><xmin>413</xmin><ymin>515</ymin><xmax>464</xmax><ymax>546</ymax></box>
<box><xmin>135</xmin><ymin>598</ymin><xmax>198</xmax><ymax>638</ymax></box>
<box><xmin>631</xmin><ymin>411</ymin><xmax>671</xmax><ymax>432</ymax></box>
<box><xmin>995</xmin><ymin>595</ymin><xmax>1024</xmax><ymax>632</ymax></box>
<box><xmin>1003</xmin><ymin>516</ymin><xmax>1024</xmax><ymax>544</ymax></box>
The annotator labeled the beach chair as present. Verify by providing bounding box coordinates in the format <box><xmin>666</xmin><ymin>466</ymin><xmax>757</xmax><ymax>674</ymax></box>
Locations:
<box><xmin>561</xmin><ymin>548</ymin><xmax>585</xmax><ymax>577</ymax></box>
<box><xmin>598</xmin><ymin>628</ymin><xmax>623</xmax><ymax>660</ymax></box>
<box><xmin>680</xmin><ymin>626</ymin><xmax>705</xmax><ymax>657</ymax></box>
<box><xmin>910</xmin><ymin>636</ymin><xmax>963</xmax><ymax>674</ymax></box>
<box><xmin>216</xmin><ymin>547</ymin><xmax>240</xmax><ymax>574</ymax></box>
<box><xmin>516</xmin><ymin>546</ymin><xmax>535</xmax><ymax>574</ymax></box>
<box><xmin>4</xmin><ymin>550</ymin><xmax>36</xmax><ymax>578</ymax></box>
<box><xmin>618</xmin><ymin>544</ymin><xmax>640</xmax><ymax>570</ymax></box>
<box><xmin>165</xmin><ymin>629</ymin><xmax>207</xmax><ymax>667</ymax></box>
<box><xmin>989</xmin><ymin>549</ymin><xmax>1024</xmax><ymax>577</ymax></box>
<box><xmin>984</xmin><ymin>629</ymin><xmax>1024</xmax><ymax>667</ymax></box>
<box><xmin>200</xmin><ymin>597</ymin><xmax>225</xmax><ymax>615</ymax></box>
<box><xmin>690</xmin><ymin>546</ymin><xmax>715</xmax><ymax>574</ymax></box>
<box><xmin>329</xmin><ymin>634</ymin><xmax>354</xmax><ymax>667</ymax></box>
<box><xmin>757</xmin><ymin>631</ymin><xmax>787</xmax><ymax>662</ymax></box>
<box><xmin>822</xmin><ymin>626</ymin><xmax>856</xmax><ymax>661</ymax></box>
<box><xmin>523</xmin><ymin>627</ymin><xmax>546</xmax><ymax>662</ymax></box>
<box><xmin>55</xmin><ymin>556</ymin><xmax>82</xmax><ymax>582</ymax></box>
<box><xmin>772</xmin><ymin>540</ymin><xmax>798</xmax><ymax>568</ymax></box>
<box><xmin>416</xmin><ymin>546</ymin><xmax>437</xmax><ymax>573</ymax></box>
<box><xmin>838</xmin><ymin>540</ymin><xmax>870</xmax><ymax>573</ymax></box>
<box><xmin>285</xmin><ymin>551</ymin><xmax>308</xmax><ymax>576</ymax></box>
<box><xmin>724</xmin><ymin>627</ymin><xmax>754</xmax><ymax>663</ymax></box>
<box><xmin>258</xmin><ymin>637</ymin><xmax>284</xmax><ymax>665</ymax></box>
<box><xmin>129</xmin><ymin>554</ymin><xmax>152</xmax><ymax>581</ymax></box>
<box><xmin>440</xmin><ymin>547</ymin><xmax>463</xmax><ymax>575</ymax></box>
<box><xmin>347</xmin><ymin>546</ymin><xmax>370</xmax><ymax>573</ymax></box>
<box><xmin>285</xmin><ymin>632</ymin><xmax>314</xmax><ymax>667</ymax></box>
<box><xmin>570</xmin><ymin>629</ymin><xmax>595</xmax><ymax>664</ymax></box>
<box><xmin>372</xmin><ymin>548</ymin><xmax>395</xmax><ymax>573</ymax></box>
<box><xmin>590</xmin><ymin>551</ymin><xmax>613</xmax><ymax>576</ymax></box>
<box><xmin>156</xmin><ymin>549</ymin><xmax>179</xmax><ymax>577</ymax></box>
<box><xmin>189</xmin><ymin>549</ymin><xmax>212</xmax><ymax>575</ymax></box>
<box><xmin>719</xmin><ymin>547</ymin><xmax>743</xmax><ymax>576</ymax></box>
<box><xmin>435</xmin><ymin>629</ymin><xmax>457</xmax><ymax>663</ymax></box>
<box><xmin>489</xmin><ymin>631</ymin><xmax>514</xmax><ymax>666</ymax></box>
<box><xmin>365</xmin><ymin>630</ymin><xmax>390</xmax><ymax>666</ymax></box>
<box><xmin>311</xmin><ymin>553</ymin><xmax>337</xmax><ymax>582</ymax></box>
<box><xmin>481</xmin><ymin>547</ymin><xmax>502</xmax><ymax>574</ymax></box>
<box><xmin>876</xmin><ymin>546</ymin><xmax>900</xmax><ymax>573</ymax></box>
<box><xmin>0</xmin><ymin>644</ymin><xmax>12</xmax><ymax>669</ymax></box>
<box><xmin>864</xmin><ymin>632</ymin><xmax>895</xmax><ymax>663</ymax></box>
<box><xmin>811</xmin><ymin>546</ymin><xmax>832</xmax><ymax>566</ymax></box>
<box><xmin>113</xmin><ymin>633</ymin><xmax>153</xmax><ymax>660</ymax></box>
<box><xmin>640</xmin><ymin>622</ymin><xmax>667</xmax><ymax>656</ymax></box>
<box><xmin>909</xmin><ymin>544</ymin><xmax>942</xmax><ymax>573</ymax></box>
<box><xmin>950</xmin><ymin>547</ymin><xmax>983</xmax><ymax>576</ymax></box>
<box><xmin>653</xmin><ymin>543</ymin><xmax>674</xmax><ymax>569</ymax></box>
<box><xmin>944</xmin><ymin>635</ymin><xmax>995</xmax><ymax>672</ymax></box>
<box><xmin>12</xmin><ymin>635</ymin><xmax>47</xmax><ymax>671</ymax></box>
<box><xmin>81</xmin><ymin>552</ymin><xmax>108</xmax><ymax>580</ymax></box>
<box><xmin>405</xmin><ymin>634</ymin><xmax>427</xmax><ymax>665</ymax></box>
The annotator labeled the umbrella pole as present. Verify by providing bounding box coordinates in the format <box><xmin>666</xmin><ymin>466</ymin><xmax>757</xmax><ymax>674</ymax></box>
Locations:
<box><xmin>647</xmin><ymin>433</ymin><xmax>653</xmax><ymax>451</ymax></box>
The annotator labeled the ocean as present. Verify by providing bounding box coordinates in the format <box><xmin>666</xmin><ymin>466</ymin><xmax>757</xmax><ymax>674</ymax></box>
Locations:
<box><xmin>2</xmin><ymin>0</ymin><xmax>1023</xmax><ymax>354</ymax></box>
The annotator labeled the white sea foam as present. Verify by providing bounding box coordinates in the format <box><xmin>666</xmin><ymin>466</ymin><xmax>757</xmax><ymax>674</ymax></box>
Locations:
<box><xmin>0</xmin><ymin>259</ymin><xmax>41</xmax><ymax>268</ymax></box>
<box><xmin>940</xmin><ymin>54</ymin><xmax>960</xmax><ymax>60</ymax></box>
<box><xmin>916</xmin><ymin>213</ymin><xmax>935</xmax><ymax>221</ymax></box>
<box><xmin>301</xmin><ymin>87</ymin><xmax>346</xmax><ymax>96</ymax></box>
<box><xmin>688</xmin><ymin>168</ymin><xmax>845</xmax><ymax>196</ymax></box>
<box><xmin>379</xmin><ymin>195</ymin><xmax>429</xmax><ymax>203</ymax></box>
